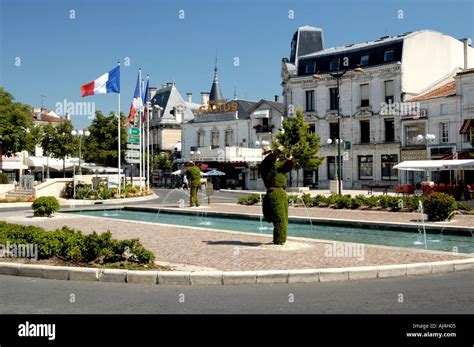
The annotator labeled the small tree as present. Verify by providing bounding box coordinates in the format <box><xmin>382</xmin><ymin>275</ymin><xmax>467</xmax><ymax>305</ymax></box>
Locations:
<box><xmin>40</xmin><ymin>121</ymin><xmax>79</xmax><ymax>177</ymax></box>
<box><xmin>32</xmin><ymin>196</ymin><xmax>60</xmax><ymax>217</ymax></box>
<box><xmin>84</xmin><ymin>111</ymin><xmax>127</xmax><ymax>168</ymax></box>
<box><xmin>153</xmin><ymin>152</ymin><xmax>172</xmax><ymax>172</ymax></box>
<box><xmin>0</xmin><ymin>88</ymin><xmax>38</xmax><ymax>157</ymax></box>
<box><xmin>273</xmin><ymin>108</ymin><xmax>323</xmax><ymax>186</ymax></box>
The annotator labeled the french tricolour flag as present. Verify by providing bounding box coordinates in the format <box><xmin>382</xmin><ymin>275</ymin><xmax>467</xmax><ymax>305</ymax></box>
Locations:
<box><xmin>127</xmin><ymin>72</ymin><xmax>143</xmax><ymax>122</ymax></box>
<box><xmin>80</xmin><ymin>66</ymin><xmax>120</xmax><ymax>97</ymax></box>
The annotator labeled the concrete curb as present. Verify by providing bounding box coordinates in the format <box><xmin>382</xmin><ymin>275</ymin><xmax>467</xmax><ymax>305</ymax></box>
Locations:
<box><xmin>0</xmin><ymin>258</ymin><xmax>473</xmax><ymax>285</ymax></box>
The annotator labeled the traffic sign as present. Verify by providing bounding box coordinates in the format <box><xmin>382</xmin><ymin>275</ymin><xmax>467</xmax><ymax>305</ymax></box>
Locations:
<box><xmin>126</xmin><ymin>150</ymin><xmax>140</xmax><ymax>158</ymax></box>
<box><xmin>126</xmin><ymin>143</ymin><xmax>140</xmax><ymax>150</ymax></box>
<box><xmin>127</xmin><ymin>127</ymin><xmax>140</xmax><ymax>136</ymax></box>
<box><xmin>126</xmin><ymin>158</ymin><xmax>140</xmax><ymax>164</ymax></box>
<box><xmin>127</xmin><ymin>136</ymin><xmax>140</xmax><ymax>143</ymax></box>
<box><xmin>343</xmin><ymin>152</ymin><xmax>349</xmax><ymax>161</ymax></box>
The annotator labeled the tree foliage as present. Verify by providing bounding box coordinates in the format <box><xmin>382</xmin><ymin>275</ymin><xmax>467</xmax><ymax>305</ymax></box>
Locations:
<box><xmin>153</xmin><ymin>152</ymin><xmax>172</xmax><ymax>172</ymax></box>
<box><xmin>0</xmin><ymin>88</ymin><xmax>37</xmax><ymax>156</ymax></box>
<box><xmin>273</xmin><ymin>108</ymin><xmax>323</xmax><ymax>171</ymax></box>
<box><xmin>40</xmin><ymin>120</ymin><xmax>79</xmax><ymax>173</ymax></box>
<box><xmin>83</xmin><ymin>111</ymin><xmax>127</xmax><ymax>168</ymax></box>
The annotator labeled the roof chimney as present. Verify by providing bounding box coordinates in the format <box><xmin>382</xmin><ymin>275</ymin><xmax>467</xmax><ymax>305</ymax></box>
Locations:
<box><xmin>187</xmin><ymin>93</ymin><xmax>192</xmax><ymax>103</ymax></box>
<box><xmin>462</xmin><ymin>38</ymin><xmax>471</xmax><ymax>69</ymax></box>
<box><xmin>200</xmin><ymin>92</ymin><xmax>210</xmax><ymax>105</ymax></box>
<box><xmin>274</xmin><ymin>95</ymin><xmax>280</xmax><ymax>102</ymax></box>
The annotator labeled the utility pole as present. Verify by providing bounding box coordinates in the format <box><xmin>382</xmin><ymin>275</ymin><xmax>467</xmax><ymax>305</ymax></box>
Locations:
<box><xmin>40</xmin><ymin>95</ymin><xmax>47</xmax><ymax>109</ymax></box>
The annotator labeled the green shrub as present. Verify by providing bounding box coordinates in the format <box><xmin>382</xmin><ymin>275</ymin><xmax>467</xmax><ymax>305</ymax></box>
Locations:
<box><xmin>0</xmin><ymin>222</ymin><xmax>155</xmax><ymax>265</ymax></box>
<box><xmin>404</xmin><ymin>196</ymin><xmax>421</xmax><ymax>212</ymax></box>
<box><xmin>31</xmin><ymin>196</ymin><xmax>60</xmax><ymax>217</ymax></box>
<box><xmin>423</xmin><ymin>192</ymin><xmax>456</xmax><ymax>222</ymax></box>
<box><xmin>311</xmin><ymin>194</ymin><xmax>327</xmax><ymax>207</ymax></box>
<box><xmin>334</xmin><ymin>194</ymin><xmax>352</xmax><ymax>209</ymax></box>
<box><xmin>456</xmin><ymin>202</ymin><xmax>471</xmax><ymax>211</ymax></box>
<box><xmin>287</xmin><ymin>194</ymin><xmax>299</xmax><ymax>205</ymax></box>
<box><xmin>97</xmin><ymin>183</ymin><xmax>113</xmax><ymax>200</ymax></box>
<box><xmin>351</xmin><ymin>195</ymin><xmax>366</xmax><ymax>209</ymax></box>
<box><xmin>238</xmin><ymin>194</ymin><xmax>262</xmax><ymax>205</ymax></box>
<box><xmin>365</xmin><ymin>196</ymin><xmax>380</xmax><ymax>208</ymax></box>
<box><xmin>0</xmin><ymin>172</ymin><xmax>9</xmax><ymax>184</ymax></box>
<box><xmin>326</xmin><ymin>194</ymin><xmax>338</xmax><ymax>206</ymax></box>
<box><xmin>300</xmin><ymin>193</ymin><xmax>312</xmax><ymax>206</ymax></box>
<box><xmin>76</xmin><ymin>186</ymin><xmax>92</xmax><ymax>199</ymax></box>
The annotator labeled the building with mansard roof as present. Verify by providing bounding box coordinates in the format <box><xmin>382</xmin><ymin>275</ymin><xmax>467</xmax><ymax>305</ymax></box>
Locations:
<box><xmin>281</xmin><ymin>27</ymin><xmax>474</xmax><ymax>189</ymax></box>
<box><xmin>180</xmin><ymin>62</ymin><xmax>285</xmax><ymax>190</ymax></box>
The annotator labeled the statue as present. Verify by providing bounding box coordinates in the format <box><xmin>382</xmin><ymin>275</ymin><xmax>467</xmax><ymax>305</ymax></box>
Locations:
<box><xmin>185</xmin><ymin>162</ymin><xmax>201</xmax><ymax>207</ymax></box>
<box><xmin>259</xmin><ymin>146</ymin><xmax>295</xmax><ymax>245</ymax></box>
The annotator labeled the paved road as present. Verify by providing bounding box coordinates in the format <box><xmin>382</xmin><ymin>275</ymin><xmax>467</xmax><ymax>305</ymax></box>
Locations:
<box><xmin>0</xmin><ymin>271</ymin><xmax>472</xmax><ymax>314</ymax></box>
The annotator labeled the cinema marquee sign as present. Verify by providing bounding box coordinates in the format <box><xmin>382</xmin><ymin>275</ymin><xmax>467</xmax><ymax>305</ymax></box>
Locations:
<box><xmin>199</xmin><ymin>99</ymin><xmax>238</xmax><ymax>113</ymax></box>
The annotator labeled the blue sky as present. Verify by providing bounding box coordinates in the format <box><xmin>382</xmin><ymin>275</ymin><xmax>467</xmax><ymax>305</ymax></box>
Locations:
<box><xmin>1</xmin><ymin>0</ymin><xmax>473</xmax><ymax>129</ymax></box>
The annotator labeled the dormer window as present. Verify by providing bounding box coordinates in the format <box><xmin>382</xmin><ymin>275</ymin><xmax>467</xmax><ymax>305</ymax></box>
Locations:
<box><xmin>305</xmin><ymin>62</ymin><xmax>316</xmax><ymax>74</ymax></box>
<box><xmin>360</xmin><ymin>54</ymin><xmax>369</xmax><ymax>66</ymax></box>
<box><xmin>384</xmin><ymin>50</ymin><xmax>394</xmax><ymax>62</ymax></box>
<box><xmin>329</xmin><ymin>59</ymin><xmax>339</xmax><ymax>71</ymax></box>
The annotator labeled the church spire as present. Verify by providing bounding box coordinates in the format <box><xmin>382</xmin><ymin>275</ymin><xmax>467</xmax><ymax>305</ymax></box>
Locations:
<box><xmin>209</xmin><ymin>51</ymin><xmax>223</xmax><ymax>104</ymax></box>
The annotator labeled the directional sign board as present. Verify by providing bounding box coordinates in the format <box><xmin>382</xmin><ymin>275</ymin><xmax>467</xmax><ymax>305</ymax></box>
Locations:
<box><xmin>125</xmin><ymin>158</ymin><xmax>140</xmax><ymax>164</ymax></box>
<box><xmin>127</xmin><ymin>127</ymin><xmax>140</xmax><ymax>136</ymax></box>
<box><xmin>127</xmin><ymin>136</ymin><xmax>140</xmax><ymax>143</ymax></box>
<box><xmin>126</xmin><ymin>150</ymin><xmax>140</xmax><ymax>158</ymax></box>
<box><xmin>126</xmin><ymin>143</ymin><xmax>140</xmax><ymax>150</ymax></box>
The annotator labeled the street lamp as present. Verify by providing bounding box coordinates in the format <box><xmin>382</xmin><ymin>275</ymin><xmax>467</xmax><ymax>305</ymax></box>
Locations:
<box><xmin>71</xmin><ymin>129</ymin><xmax>90</xmax><ymax>175</ymax></box>
<box><xmin>313</xmin><ymin>62</ymin><xmax>364</xmax><ymax>195</ymax></box>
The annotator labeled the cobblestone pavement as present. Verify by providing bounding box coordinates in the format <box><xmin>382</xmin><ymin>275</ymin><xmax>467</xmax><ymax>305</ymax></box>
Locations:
<box><xmin>0</xmin><ymin>205</ymin><xmax>471</xmax><ymax>271</ymax></box>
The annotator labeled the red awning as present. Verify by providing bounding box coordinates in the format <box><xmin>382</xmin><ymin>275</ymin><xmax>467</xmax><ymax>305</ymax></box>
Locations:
<box><xmin>440</xmin><ymin>151</ymin><xmax>472</xmax><ymax>160</ymax></box>
<box><xmin>459</xmin><ymin>119</ymin><xmax>473</xmax><ymax>134</ymax></box>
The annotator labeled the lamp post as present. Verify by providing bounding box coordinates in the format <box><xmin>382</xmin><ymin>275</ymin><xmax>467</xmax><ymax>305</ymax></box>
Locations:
<box><xmin>313</xmin><ymin>62</ymin><xmax>364</xmax><ymax>195</ymax></box>
<box><xmin>71</xmin><ymin>129</ymin><xmax>90</xmax><ymax>175</ymax></box>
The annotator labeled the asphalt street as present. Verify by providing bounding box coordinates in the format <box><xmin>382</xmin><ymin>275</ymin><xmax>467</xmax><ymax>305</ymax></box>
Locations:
<box><xmin>0</xmin><ymin>271</ymin><xmax>472</xmax><ymax>314</ymax></box>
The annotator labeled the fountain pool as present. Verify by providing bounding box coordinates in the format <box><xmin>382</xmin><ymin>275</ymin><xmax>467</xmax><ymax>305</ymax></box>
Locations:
<box><xmin>69</xmin><ymin>208</ymin><xmax>474</xmax><ymax>254</ymax></box>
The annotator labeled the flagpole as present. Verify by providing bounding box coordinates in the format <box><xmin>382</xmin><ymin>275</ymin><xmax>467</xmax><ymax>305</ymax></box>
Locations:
<box><xmin>146</xmin><ymin>75</ymin><xmax>150</xmax><ymax>190</ymax></box>
<box><xmin>141</xmin><ymin>78</ymin><xmax>146</xmax><ymax>191</ymax></box>
<box><xmin>117</xmin><ymin>61</ymin><xmax>121</xmax><ymax>197</ymax></box>
<box><xmin>138</xmin><ymin>68</ymin><xmax>142</xmax><ymax>191</ymax></box>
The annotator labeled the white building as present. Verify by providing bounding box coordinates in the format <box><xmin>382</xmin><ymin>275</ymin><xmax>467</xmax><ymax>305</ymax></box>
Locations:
<box><xmin>281</xmin><ymin>27</ymin><xmax>474</xmax><ymax>189</ymax></box>
<box><xmin>181</xmin><ymin>98</ymin><xmax>285</xmax><ymax>190</ymax></box>
<box><xmin>403</xmin><ymin>68</ymin><xmax>474</xmax><ymax>185</ymax></box>
<box><xmin>148</xmin><ymin>83</ymin><xmax>195</xmax><ymax>153</ymax></box>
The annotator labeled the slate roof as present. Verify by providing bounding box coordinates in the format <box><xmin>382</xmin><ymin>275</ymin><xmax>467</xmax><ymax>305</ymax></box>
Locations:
<box><xmin>298</xmin><ymin>30</ymin><xmax>419</xmax><ymax>59</ymax></box>
<box><xmin>209</xmin><ymin>66</ymin><xmax>223</xmax><ymax>102</ymax></box>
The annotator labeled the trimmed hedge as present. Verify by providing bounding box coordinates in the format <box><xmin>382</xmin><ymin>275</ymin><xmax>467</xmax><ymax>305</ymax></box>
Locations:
<box><xmin>423</xmin><ymin>192</ymin><xmax>457</xmax><ymax>222</ymax></box>
<box><xmin>238</xmin><ymin>193</ymin><xmax>262</xmax><ymax>205</ymax></box>
<box><xmin>32</xmin><ymin>196</ymin><xmax>60</xmax><ymax>217</ymax></box>
<box><xmin>0</xmin><ymin>221</ymin><xmax>155</xmax><ymax>265</ymax></box>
